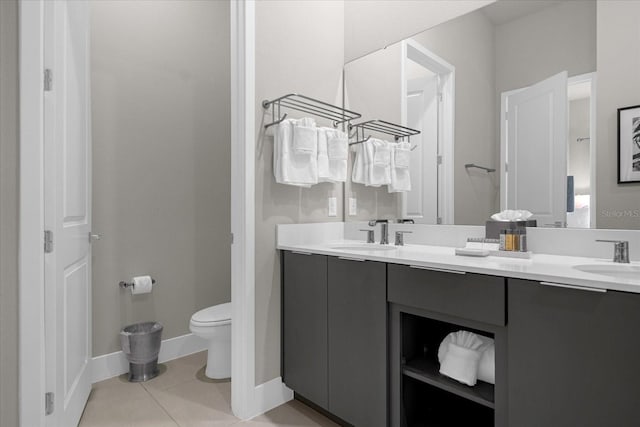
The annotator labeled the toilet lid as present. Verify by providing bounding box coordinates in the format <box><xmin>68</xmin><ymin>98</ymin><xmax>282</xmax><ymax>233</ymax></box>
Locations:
<box><xmin>191</xmin><ymin>302</ymin><xmax>231</xmax><ymax>325</ymax></box>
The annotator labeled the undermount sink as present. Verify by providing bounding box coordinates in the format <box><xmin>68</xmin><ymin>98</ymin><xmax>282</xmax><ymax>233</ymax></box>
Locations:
<box><xmin>573</xmin><ymin>264</ymin><xmax>640</xmax><ymax>280</ymax></box>
<box><xmin>329</xmin><ymin>243</ymin><xmax>398</xmax><ymax>252</ymax></box>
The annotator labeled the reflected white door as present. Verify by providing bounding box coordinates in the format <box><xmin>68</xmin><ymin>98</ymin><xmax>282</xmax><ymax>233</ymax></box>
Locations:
<box><xmin>504</xmin><ymin>71</ymin><xmax>568</xmax><ymax>226</ymax></box>
<box><xmin>403</xmin><ymin>75</ymin><xmax>439</xmax><ymax>223</ymax></box>
<box><xmin>44</xmin><ymin>1</ymin><xmax>92</xmax><ymax>425</ymax></box>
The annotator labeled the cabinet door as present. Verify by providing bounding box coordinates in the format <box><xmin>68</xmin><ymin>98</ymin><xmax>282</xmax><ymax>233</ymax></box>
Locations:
<box><xmin>328</xmin><ymin>257</ymin><xmax>387</xmax><ymax>427</ymax></box>
<box><xmin>283</xmin><ymin>251</ymin><xmax>328</xmax><ymax>409</ymax></box>
<box><xmin>508</xmin><ymin>279</ymin><xmax>640</xmax><ymax>427</ymax></box>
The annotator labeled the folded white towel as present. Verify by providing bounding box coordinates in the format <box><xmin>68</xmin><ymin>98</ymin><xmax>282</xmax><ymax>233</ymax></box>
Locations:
<box><xmin>369</xmin><ymin>139</ymin><xmax>391</xmax><ymax>186</ymax></box>
<box><xmin>274</xmin><ymin>118</ymin><xmax>318</xmax><ymax>186</ymax></box>
<box><xmin>394</xmin><ymin>145</ymin><xmax>411</xmax><ymax>169</ymax></box>
<box><xmin>439</xmin><ymin>342</ymin><xmax>482</xmax><ymax>386</ymax></box>
<box><xmin>317</xmin><ymin>128</ymin><xmax>331</xmax><ymax>182</ymax></box>
<box><xmin>351</xmin><ymin>143</ymin><xmax>367</xmax><ymax>185</ymax></box>
<box><xmin>293</xmin><ymin>124</ymin><xmax>317</xmax><ymax>155</ymax></box>
<box><xmin>326</xmin><ymin>130</ymin><xmax>348</xmax><ymax>182</ymax></box>
<box><xmin>389</xmin><ymin>142</ymin><xmax>412</xmax><ymax>193</ymax></box>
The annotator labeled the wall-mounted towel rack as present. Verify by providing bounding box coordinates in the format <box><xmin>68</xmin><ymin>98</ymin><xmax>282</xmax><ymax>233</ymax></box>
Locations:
<box><xmin>262</xmin><ymin>93</ymin><xmax>361</xmax><ymax>129</ymax></box>
<box><xmin>348</xmin><ymin>120</ymin><xmax>421</xmax><ymax>145</ymax></box>
<box><xmin>465</xmin><ymin>163</ymin><xmax>495</xmax><ymax>173</ymax></box>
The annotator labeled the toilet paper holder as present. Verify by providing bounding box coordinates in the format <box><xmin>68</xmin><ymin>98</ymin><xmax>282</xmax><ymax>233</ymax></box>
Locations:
<box><xmin>119</xmin><ymin>278</ymin><xmax>156</xmax><ymax>289</ymax></box>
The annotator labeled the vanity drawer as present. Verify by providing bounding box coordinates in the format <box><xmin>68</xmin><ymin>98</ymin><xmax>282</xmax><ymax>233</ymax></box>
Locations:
<box><xmin>387</xmin><ymin>264</ymin><xmax>506</xmax><ymax>326</ymax></box>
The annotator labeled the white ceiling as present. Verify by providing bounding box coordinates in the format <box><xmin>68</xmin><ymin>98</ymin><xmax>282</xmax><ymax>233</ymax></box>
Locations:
<box><xmin>481</xmin><ymin>0</ymin><xmax>565</xmax><ymax>26</ymax></box>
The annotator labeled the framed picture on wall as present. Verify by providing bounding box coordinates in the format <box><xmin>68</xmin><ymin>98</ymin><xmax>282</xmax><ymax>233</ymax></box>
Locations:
<box><xmin>618</xmin><ymin>104</ymin><xmax>640</xmax><ymax>183</ymax></box>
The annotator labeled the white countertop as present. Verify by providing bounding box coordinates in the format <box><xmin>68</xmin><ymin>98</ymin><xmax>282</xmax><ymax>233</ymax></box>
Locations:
<box><xmin>277</xmin><ymin>239</ymin><xmax>640</xmax><ymax>294</ymax></box>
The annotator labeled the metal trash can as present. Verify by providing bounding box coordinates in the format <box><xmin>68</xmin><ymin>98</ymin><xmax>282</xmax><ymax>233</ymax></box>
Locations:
<box><xmin>120</xmin><ymin>321</ymin><xmax>163</xmax><ymax>382</ymax></box>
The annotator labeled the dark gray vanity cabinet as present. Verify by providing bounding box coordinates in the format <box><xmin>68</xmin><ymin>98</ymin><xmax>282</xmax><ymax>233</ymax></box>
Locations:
<box><xmin>508</xmin><ymin>279</ymin><xmax>640</xmax><ymax>427</ymax></box>
<box><xmin>282</xmin><ymin>251</ymin><xmax>328</xmax><ymax>409</ymax></box>
<box><xmin>328</xmin><ymin>257</ymin><xmax>387</xmax><ymax>427</ymax></box>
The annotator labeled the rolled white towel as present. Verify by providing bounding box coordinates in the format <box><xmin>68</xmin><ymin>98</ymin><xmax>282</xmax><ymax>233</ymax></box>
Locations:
<box><xmin>439</xmin><ymin>342</ymin><xmax>482</xmax><ymax>386</ymax></box>
<box><xmin>477</xmin><ymin>337</ymin><xmax>495</xmax><ymax>385</ymax></box>
<box><xmin>438</xmin><ymin>331</ymin><xmax>495</xmax><ymax>385</ymax></box>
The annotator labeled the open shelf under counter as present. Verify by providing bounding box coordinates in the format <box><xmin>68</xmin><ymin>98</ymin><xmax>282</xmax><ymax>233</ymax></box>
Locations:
<box><xmin>402</xmin><ymin>357</ymin><xmax>495</xmax><ymax>409</ymax></box>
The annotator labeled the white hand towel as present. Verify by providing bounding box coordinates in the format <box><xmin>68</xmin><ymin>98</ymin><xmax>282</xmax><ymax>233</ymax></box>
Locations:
<box><xmin>326</xmin><ymin>130</ymin><xmax>348</xmax><ymax>182</ymax></box>
<box><xmin>293</xmin><ymin>123</ymin><xmax>317</xmax><ymax>155</ymax></box>
<box><xmin>439</xmin><ymin>342</ymin><xmax>482</xmax><ymax>386</ymax></box>
<box><xmin>389</xmin><ymin>142</ymin><xmax>412</xmax><ymax>193</ymax></box>
<box><xmin>351</xmin><ymin>143</ymin><xmax>367</xmax><ymax>185</ymax></box>
<box><xmin>274</xmin><ymin>118</ymin><xmax>317</xmax><ymax>187</ymax></box>
<box><xmin>369</xmin><ymin>139</ymin><xmax>391</xmax><ymax>186</ymax></box>
<box><xmin>317</xmin><ymin>128</ymin><xmax>331</xmax><ymax>182</ymax></box>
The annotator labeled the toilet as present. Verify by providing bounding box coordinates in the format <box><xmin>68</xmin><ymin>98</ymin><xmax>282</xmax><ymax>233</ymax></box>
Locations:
<box><xmin>189</xmin><ymin>302</ymin><xmax>231</xmax><ymax>379</ymax></box>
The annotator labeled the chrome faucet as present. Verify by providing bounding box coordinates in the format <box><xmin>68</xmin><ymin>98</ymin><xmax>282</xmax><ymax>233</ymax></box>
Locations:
<box><xmin>596</xmin><ymin>240</ymin><xmax>630</xmax><ymax>263</ymax></box>
<box><xmin>368</xmin><ymin>219</ymin><xmax>389</xmax><ymax>245</ymax></box>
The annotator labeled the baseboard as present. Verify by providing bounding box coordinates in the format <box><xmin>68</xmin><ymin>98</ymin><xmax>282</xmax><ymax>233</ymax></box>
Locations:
<box><xmin>251</xmin><ymin>377</ymin><xmax>293</xmax><ymax>418</ymax></box>
<box><xmin>91</xmin><ymin>333</ymin><xmax>208</xmax><ymax>383</ymax></box>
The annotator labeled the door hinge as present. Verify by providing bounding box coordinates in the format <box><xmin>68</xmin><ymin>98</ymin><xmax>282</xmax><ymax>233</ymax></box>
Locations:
<box><xmin>505</xmin><ymin>162</ymin><xmax>509</xmax><ymax>173</ymax></box>
<box><xmin>44</xmin><ymin>230</ymin><xmax>53</xmax><ymax>253</ymax></box>
<box><xmin>438</xmin><ymin>92</ymin><xmax>443</xmax><ymax>102</ymax></box>
<box><xmin>230</xmin><ymin>233</ymin><xmax>234</xmax><ymax>244</ymax></box>
<box><xmin>437</xmin><ymin>155</ymin><xmax>443</xmax><ymax>165</ymax></box>
<box><xmin>437</xmin><ymin>217</ymin><xmax>442</xmax><ymax>224</ymax></box>
<box><xmin>45</xmin><ymin>392</ymin><xmax>54</xmax><ymax>415</ymax></box>
<box><xmin>44</xmin><ymin>69</ymin><xmax>52</xmax><ymax>92</ymax></box>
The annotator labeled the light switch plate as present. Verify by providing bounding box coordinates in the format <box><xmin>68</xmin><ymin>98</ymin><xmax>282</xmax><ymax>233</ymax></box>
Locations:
<box><xmin>328</xmin><ymin>197</ymin><xmax>337</xmax><ymax>217</ymax></box>
<box><xmin>349</xmin><ymin>197</ymin><xmax>357</xmax><ymax>216</ymax></box>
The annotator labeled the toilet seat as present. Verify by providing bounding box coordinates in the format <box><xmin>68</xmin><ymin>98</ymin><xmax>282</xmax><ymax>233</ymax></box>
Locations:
<box><xmin>190</xmin><ymin>302</ymin><xmax>231</xmax><ymax>326</ymax></box>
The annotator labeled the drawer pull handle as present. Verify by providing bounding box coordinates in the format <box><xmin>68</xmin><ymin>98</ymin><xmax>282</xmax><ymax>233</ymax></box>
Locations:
<box><xmin>409</xmin><ymin>265</ymin><xmax>466</xmax><ymax>275</ymax></box>
<box><xmin>338</xmin><ymin>256</ymin><xmax>366</xmax><ymax>262</ymax></box>
<box><xmin>540</xmin><ymin>281</ymin><xmax>607</xmax><ymax>293</ymax></box>
<box><xmin>291</xmin><ymin>251</ymin><xmax>313</xmax><ymax>256</ymax></box>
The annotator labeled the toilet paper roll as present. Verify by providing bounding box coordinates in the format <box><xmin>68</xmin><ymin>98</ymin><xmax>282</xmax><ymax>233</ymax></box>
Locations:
<box><xmin>131</xmin><ymin>275</ymin><xmax>153</xmax><ymax>295</ymax></box>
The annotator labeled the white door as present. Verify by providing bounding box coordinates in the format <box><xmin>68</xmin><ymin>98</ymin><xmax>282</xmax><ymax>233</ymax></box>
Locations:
<box><xmin>504</xmin><ymin>71</ymin><xmax>568</xmax><ymax>226</ymax></box>
<box><xmin>44</xmin><ymin>1</ymin><xmax>92</xmax><ymax>425</ymax></box>
<box><xmin>403</xmin><ymin>75</ymin><xmax>439</xmax><ymax>223</ymax></box>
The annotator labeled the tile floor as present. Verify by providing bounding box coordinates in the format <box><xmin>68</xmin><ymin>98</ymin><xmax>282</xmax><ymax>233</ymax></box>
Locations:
<box><xmin>79</xmin><ymin>351</ymin><xmax>338</xmax><ymax>427</ymax></box>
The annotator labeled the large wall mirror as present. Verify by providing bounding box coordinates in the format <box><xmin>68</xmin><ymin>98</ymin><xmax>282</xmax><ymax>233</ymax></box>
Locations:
<box><xmin>342</xmin><ymin>0</ymin><xmax>635</xmax><ymax>228</ymax></box>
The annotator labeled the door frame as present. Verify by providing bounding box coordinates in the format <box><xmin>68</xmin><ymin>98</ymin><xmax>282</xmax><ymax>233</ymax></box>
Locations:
<box><xmin>400</xmin><ymin>39</ymin><xmax>455</xmax><ymax>224</ymax></box>
<box><xmin>19</xmin><ymin>1</ymin><xmax>47</xmax><ymax>426</ymax></box>
<box><xmin>20</xmin><ymin>1</ymin><xmax>276</xmax><ymax>425</ymax></box>
<box><xmin>500</xmin><ymin>72</ymin><xmax>597</xmax><ymax>227</ymax></box>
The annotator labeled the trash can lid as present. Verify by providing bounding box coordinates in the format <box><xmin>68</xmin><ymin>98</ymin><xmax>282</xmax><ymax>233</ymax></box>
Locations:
<box><xmin>191</xmin><ymin>302</ymin><xmax>231</xmax><ymax>325</ymax></box>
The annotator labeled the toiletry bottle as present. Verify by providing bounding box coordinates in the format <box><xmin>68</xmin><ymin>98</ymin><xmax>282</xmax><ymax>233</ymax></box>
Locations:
<box><xmin>519</xmin><ymin>229</ymin><xmax>528</xmax><ymax>252</ymax></box>
<box><xmin>512</xmin><ymin>229</ymin><xmax>520</xmax><ymax>252</ymax></box>
<box><xmin>499</xmin><ymin>229</ymin><xmax>507</xmax><ymax>251</ymax></box>
<box><xmin>505</xmin><ymin>229</ymin><xmax>514</xmax><ymax>251</ymax></box>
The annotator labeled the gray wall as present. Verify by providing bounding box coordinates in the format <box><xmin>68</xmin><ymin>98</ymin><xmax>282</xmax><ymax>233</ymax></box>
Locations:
<box><xmin>0</xmin><ymin>0</ymin><xmax>19</xmax><ymax>425</ymax></box>
<box><xmin>414</xmin><ymin>10</ymin><xmax>498</xmax><ymax>225</ymax></box>
<box><xmin>344</xmin><ymin>43</ymin><xmax>402</xmax><ymax>221</ymax></box>
<box><xmin>255</xmin><ymin>0</ymin><xmax>345</xmax><ymax>385</ymax></box>
<box><xmin>569</xmin><ymin>98</ymin><xmax>591</xmax><ymax>195</ymax></box>
<box><xmin>91</xmin><ymin>0</ymin><xmax>231</xmax><ymax>356</ymax></box>
<box><xmin>494</xmin><ymin>0</ymin><xmax>597</xmax><ymax>95</ymax></box>
<box><xmin>596</xmin><ymin>0</ymin><xmax>640</xmax><ymax>229</ymax></box>
<box><xmin>344</xmin><ymin>0</ymin><xmax>493</xmax><ymax>63</ymax></box>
